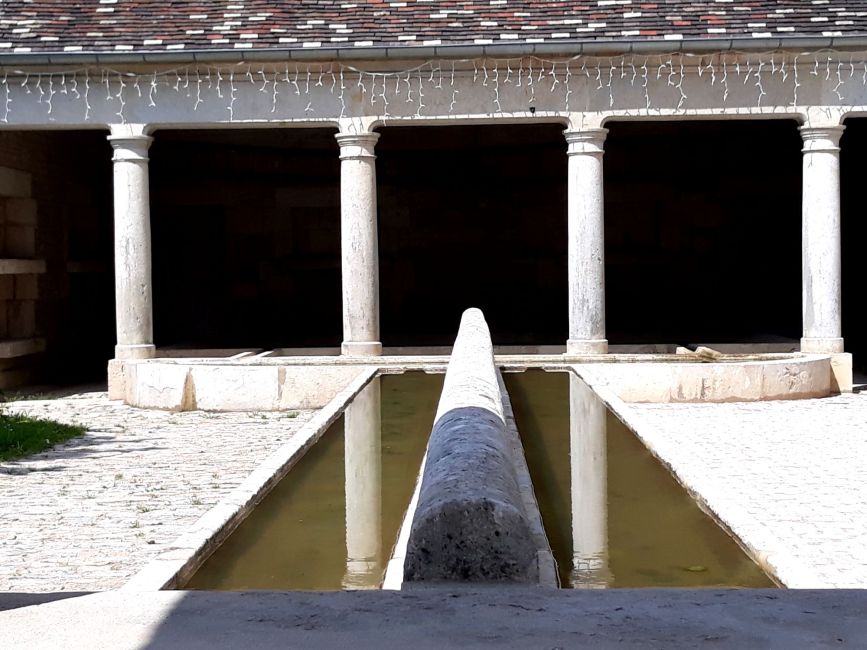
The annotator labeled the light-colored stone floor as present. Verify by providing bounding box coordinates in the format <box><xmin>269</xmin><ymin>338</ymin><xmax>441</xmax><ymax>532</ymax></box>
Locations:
<box><xmin>628</xmin><ymin>392</ymin><xmax>867</xmax><ymax>588</ymax></box>
<box><xmin>0</xmin><ymin>391</ymin><xmax>314</xmax><ymax>592</ymax></box>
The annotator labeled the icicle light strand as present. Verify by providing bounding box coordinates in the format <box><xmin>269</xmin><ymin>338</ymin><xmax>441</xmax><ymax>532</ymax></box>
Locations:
<box><xmin>0</xmin><ymin>51</ymin><xmax>862</xmax><ymax>124</ymax></box>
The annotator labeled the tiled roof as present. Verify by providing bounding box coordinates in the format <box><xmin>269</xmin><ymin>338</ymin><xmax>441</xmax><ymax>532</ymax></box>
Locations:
<box><xmin>2</xmin><ymin>1</ymin><xmax>867</xmax><ymax>55</ymax></box>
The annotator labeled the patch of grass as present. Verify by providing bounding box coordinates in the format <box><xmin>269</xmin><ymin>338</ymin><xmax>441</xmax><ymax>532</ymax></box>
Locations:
<box><xmin>0</xmin><ymin>412</ymin><xmax>86</xmax><ymax>462</ymax></box>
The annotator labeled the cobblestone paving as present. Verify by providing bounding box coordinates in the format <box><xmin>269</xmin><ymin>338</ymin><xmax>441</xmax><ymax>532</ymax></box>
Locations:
<box><xmin>629</xmin><ymin>393</ymin><xmax>867</xmax><ymax>588</ymax></box>
<box><xmin>0</xmin><ymin>391</ymin><xmax>314</xmax><ymax>592</ymax></box>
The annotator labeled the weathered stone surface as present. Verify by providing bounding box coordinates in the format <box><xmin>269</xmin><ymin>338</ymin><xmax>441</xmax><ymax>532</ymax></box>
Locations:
<box><xmin>404</xmin><ymin>406</ymin><xmax>538</xmax><ymax>582</ymax></box>
<box><xmin>0</xmin><ymin>391</ymin><xmax>315</xmax><ymax>592</ymax></box>
<box><xmin>585</xmin><ymin>355</ymin><xmax>831</xmax><ymax>403</ymax></box>
<box><xmin>404</xmin><ymin>309</ymin><xmax>537</xmax><ymax>583</ymax></box>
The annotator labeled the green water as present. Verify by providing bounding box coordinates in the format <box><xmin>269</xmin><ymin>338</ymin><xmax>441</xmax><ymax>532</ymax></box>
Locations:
<box><xmin>184</xmin><ymin>372</ymin><xmax>443</xmax><ymax>591</ymax></box>
<box><xmin>504</xmin><ymin>369</ymin><xmax>775</xmax><ymax>588</ymax></box>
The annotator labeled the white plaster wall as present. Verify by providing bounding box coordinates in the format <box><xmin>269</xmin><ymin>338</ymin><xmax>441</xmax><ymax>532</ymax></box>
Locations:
<box><xmin>0</xmin><ymin>52</ymin><xmax>863</xmax><ymax>131</ymax></box>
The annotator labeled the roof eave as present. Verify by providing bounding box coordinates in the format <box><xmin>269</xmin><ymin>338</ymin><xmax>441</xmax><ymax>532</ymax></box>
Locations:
<box><xmin>2</xmin><ymin>34</ymin><xmax>867</xmax><ymax>67</ymax></box>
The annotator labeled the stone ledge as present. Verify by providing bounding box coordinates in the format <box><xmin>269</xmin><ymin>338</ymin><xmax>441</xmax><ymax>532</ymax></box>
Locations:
<box><xmin>0</xmin><ymin>338</ymin><xmax>45</xmax><ymax>359</ymax></box>
<box><xmin>0</xmin><ymin>259</ymin><xmax>45</xmax><ymax>275</ymax></box>
<box><xmin>5</xmin><ymin>588</ymin><xmax>867</xmax><ymax>649</ymax></box>
<box><xmin>404</xmin><ymin>309</ymin><xmax>539</xmax><ymax>584</ymax></box>
<box><xmin>581</xmin><ymin>355</ymin><xmax>832</xmax><ymax>403</ymax></box>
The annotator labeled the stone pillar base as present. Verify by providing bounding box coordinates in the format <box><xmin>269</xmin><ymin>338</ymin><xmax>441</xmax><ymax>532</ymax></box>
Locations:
<box><xmin>107</xmin><ymin>359</ymin><xmax>126</xmax><ymax>401</ymax></box>
<box><xmin>800</xmin><ymin>337</ymin><xmax>845</xmax><ymax>354</ymax></box>
<box><xmin>115</xmin><ymin>343</ymin><xmax>156</xmax><ymax>360</ymax></box>
<box><xmin>566</xmin><ymin>339</ymin><xmax>608</xmax><ymax>356</ymax></box>
<box><xmin>830</xmin><ymin>352</ymin><xmax>853</xmax><ymax>394</ymax></box>
<box><xmin>341</xmin><ymin>341</ymin><xmax>383</xmax><ymax>357</ymax></box>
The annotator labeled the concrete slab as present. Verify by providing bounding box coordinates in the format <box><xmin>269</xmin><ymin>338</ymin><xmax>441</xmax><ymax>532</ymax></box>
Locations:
<box><xmin>1</xmin><ymin>588</ymin><xmax>866</xmax><ymax>649</ymax></box>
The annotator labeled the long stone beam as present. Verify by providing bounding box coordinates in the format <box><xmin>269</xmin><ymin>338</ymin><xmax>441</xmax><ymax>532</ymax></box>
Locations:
<box><xmin>403</xmin><ymin>308</ymin><xmax>539</xmax><ymax>583</ymax></box>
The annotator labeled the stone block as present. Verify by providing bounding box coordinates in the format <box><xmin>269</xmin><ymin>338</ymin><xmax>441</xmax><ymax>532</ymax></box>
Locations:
<box><xmin>107</xmin><ymin>359</ymin><xmax>126</xmax><ymax>400</ymax></box>
<box><xmin>5</xmin><ymin>224</ymin><xmax>35</xmax><ymax>258</ymax></box>
<box><xmin>5</xmin><ymin>198</ymin><xmax>37</xmax><ymax>225</ymax></box>
<box><xmin>760</xmin><ymin>358</ymin><xmax>829</xmax><ymax>401</ymax></box>
<box><xmin>0</xmin><ymin>275</ymin><xmax>12</xmax><ymax>300</ymax></box>
<box><xmin>278</xmin><ymin>365</ymin><xmax>366</xmax><ymax>409</ymax></box>
<box><xmin>190</xmin><ymin>365</ymin><xmax>281</xmax><ymax>411</ymax></box>
<box><xmin>0</xmin><ymin>167</ymin><xmax>31</xmax><ymax>198</ymax></box>
<box><xmin>0</xmin><ymin>338</ymin><xmax>45</xmax><ymax>358</ymax></box>
<box><xmin>14</xmin><ymin>274</ymin><xmax>38</xmax><ymax>300</ymax></box>
<box><xmin>0</xmin><ymin>259</ymin><xmax>45</xmax><ymax>275</ymax></box>
<box><xmin>0</xmin><ymin>365</ymin><xmax>38</xmax><ymax>390</ymax></box>
<box><xmin>593</xmin><ymin>363</ymin><xmax>672</xmax><ymax>403</ymax></box>
<box><xmin>830</xmin><ymin>353</ymin><xmax>853</xmax><ymax>394</ymax></box>
<box><xmin>669</xmin><ymin>363</ymin><xmax>763</xmax><ymax>402</ymax></box>
<box><xmin>124</xmin><ymin>362</ymin><xmax>190</xmax><ymax>410</ymax></box>
<box><xmin>7</xmin><ymin>300</ymin><xmax>35</xmax><ymax>338</ymax></box>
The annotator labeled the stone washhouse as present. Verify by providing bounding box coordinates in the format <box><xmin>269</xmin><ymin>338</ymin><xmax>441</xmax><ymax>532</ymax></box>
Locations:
<box><xmin>0</xmin><ymin>1</ymin><xmax>865</xmax><ymax>405</ymax></box>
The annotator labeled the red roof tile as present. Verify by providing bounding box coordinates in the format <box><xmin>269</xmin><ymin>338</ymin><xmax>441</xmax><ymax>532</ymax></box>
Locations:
<box><xmin>1</xmin><ymin>1</ymin><xmax>866</xmax><ymax>55</ymax></box>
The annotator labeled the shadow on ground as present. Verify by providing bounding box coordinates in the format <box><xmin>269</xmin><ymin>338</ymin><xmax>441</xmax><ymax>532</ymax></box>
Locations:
<box><xmin>0</xmin><ymin>592</ymin><xmax>92</xmax><ymax>612</ymax></box>
<box><xmin>2</xmin><ymin>588</ymin><xmax>866</xmax><ymax>648</ymax></box>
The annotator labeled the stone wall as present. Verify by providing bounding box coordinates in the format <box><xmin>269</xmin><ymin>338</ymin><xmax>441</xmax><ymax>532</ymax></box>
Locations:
<box><xmin>0</xmin><ymin>130</ymin><xmax>113</xmax><ymax>387</ymax></box>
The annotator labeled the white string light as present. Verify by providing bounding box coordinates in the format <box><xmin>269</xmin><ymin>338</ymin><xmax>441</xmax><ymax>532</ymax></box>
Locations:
<box><xmin>46</xmin><ymin>73</ymin><xmax>55</xmax><ymax>114</ymax></box>
<box><xmin>1</xmin><ymin>71</ymin><xmax>9</xmax><ymax>122</ymax></box>
<box><xmin>0</xmin><ymin>50</ymin><xmax>863</xmax><ymax>124</ymax></box>
<box><xmin>148</xmin><ymin>72</ymin><xmax>158</xmax><ymax>107</ymax></box>
<box><xmin>115</xmin><ymin>73</ymin><xmax>125</xmax><ymax>121</ymax></box>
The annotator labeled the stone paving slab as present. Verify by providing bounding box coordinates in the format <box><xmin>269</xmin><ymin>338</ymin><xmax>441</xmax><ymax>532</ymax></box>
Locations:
<box><xmin>628</xmin><ymin>393</ymin><xmax>867</xmax><ymax>588</ymax></box>
<box><xmin>0</xmin><ymin>391</ymin><xmax>314</xmax><ymax>592</ymax></box>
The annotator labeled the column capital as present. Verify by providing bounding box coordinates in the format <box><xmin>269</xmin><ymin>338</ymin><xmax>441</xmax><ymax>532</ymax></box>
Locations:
<box><xmin>335</xmin><ymin>132</ymin><xmax>379</xmax><ymax>161</ymax></box>
<box><xmin>800</xmin><ymin>124</ymin><xmax>845</xmax><ymax>153</ymax></box>
<box><xmin>107</xmin><ymin>134</ymin><xmax>153</xmax><ymax>163</ymax></box>
<box><xmin>564</xmin><ymin>128</ymin><xmax>608</xmax><ymax>156</ymax></box>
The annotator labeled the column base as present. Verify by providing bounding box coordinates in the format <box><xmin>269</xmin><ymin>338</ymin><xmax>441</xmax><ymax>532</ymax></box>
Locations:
<box><xmin>800</xmin><ymin>337</ymin><xmax>844</xmax><ymax>354</ymax></box>
<box><xmin>115</xmin><ymin>343</ymin><xmax>156</xmax><ymax>359</ymax></box>
<box><xmin>566</xmin><ymin>339</ymin><xmax>608</xmax><ymax>356</ymax></box>
<box><xmin>341</xmin><ymin>341</ymin><xmax>383</xmax><ymax>357</ymax></box>
<box><xmin>107</xmin><ymin>358</ymin><xmax>126</xmax><ymax>401</ymax></box>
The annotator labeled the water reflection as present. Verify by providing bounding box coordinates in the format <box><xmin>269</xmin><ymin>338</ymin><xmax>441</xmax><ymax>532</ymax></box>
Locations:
<box><xmin>343</xmin><ymin>377</ymin><xmax>383</xmax><ymax>589</ymax></box>
<box><xmin>569</xmin><ymin>374</ymin><xmax>611</xmax><ymax>588</ymax></box>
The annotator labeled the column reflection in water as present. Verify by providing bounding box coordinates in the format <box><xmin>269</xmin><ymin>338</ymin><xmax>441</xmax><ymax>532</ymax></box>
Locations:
<box><xmin>570</xmin><ymin>374</ymin><xmax>611</xmax><ymax>587</ymax></box>
<box><xmin>343</xmin><ymin>377</ymin><xmax>383</xmax><ymax>589</ymax></box>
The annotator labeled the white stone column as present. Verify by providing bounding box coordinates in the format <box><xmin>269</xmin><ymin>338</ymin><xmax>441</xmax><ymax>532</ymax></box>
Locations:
<box><xmin>336</xmin><ymin>132</ymin><xmax>381</xmax><ymax>356</ymax></box>
<box><xmin>569</xmin><ymin>374</ymin><xmax>609</xmax><ymax>588</ymax></box>
<box><xmin>108</xmin><ymin>128</ymin><xmax>155</xmax><ymax>360</ymax></box>
<box><xmin>343</xmin><ymin>377</ymin><xmax>382</xmax><ymax>589</ymax></box>
<box><xmin>565</xmin><ymin>128</ymin><xmax>608</xmax><ymax>355</ymax></box>
<box><xmin>800</xmin><ymin>125</ymin><xmax>845</xmax><ymax>354</ymax></box>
